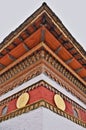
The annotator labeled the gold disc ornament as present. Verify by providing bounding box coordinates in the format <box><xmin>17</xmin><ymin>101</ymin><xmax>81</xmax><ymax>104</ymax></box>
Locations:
<box><xmin>54</xmin><ymin>94</ymin><xmax>66</xmax><ymax>111</ymax></box>
<box><xmin>16</xmin><ymin>93</ymin><xmax>29</xmax><ymax>109</ymax></box>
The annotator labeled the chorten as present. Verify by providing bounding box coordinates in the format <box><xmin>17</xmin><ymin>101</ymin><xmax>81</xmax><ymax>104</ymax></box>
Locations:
<box><xmin>0</xmin><ymin>3</ymin><xmax>86</xmax><ymax>130</ymax></box>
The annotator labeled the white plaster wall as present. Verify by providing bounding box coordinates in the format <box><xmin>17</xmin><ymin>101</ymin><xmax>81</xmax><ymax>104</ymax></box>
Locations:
<box><xmin>0</xmin><ymin>108</ymin><xmax>85</xmax><ymax>130</ymax></box>
<box><xmin>0</xmin><ymin>74</ymin><xmax>86</xmax><ymax>109</ymax></box>
<box><xmin>43</xmin><ymin>108</ymin><xmax>86</xmax><ymax>130</ymax></box>
<box><xmin>0</xmin><ymin>108</ymin><xmax>43</xmax><ymax>130</ymax></box>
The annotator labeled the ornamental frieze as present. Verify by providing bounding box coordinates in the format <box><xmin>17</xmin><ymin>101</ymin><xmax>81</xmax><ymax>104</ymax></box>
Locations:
<box><xmin>0</xmin><ymin>81</ymin><xmax>86</xmax><ymax>127</ymax></box>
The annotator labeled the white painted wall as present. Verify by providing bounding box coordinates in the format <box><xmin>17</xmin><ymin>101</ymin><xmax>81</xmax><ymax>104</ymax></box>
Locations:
<box><xmin>0</xmin><ymin>108</ymin><xmax>43</xmax><ymax>130</ymax></box>
<box><xmin>0</xmin><ymin>74</ymin><xmax>86</xmax><ymax>109</ymax></box>
<box><xmin>43</xmin><ymin>108</ymin><xmax>86</xmax><ymax>130</ymax></box>
<box><xmin>0</xmin><ymin>108</ymin><xmax>85</xmax><ymax>130</ymax></box>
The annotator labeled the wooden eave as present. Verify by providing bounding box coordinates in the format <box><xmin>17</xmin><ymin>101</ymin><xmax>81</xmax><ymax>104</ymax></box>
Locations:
<box><xmin>0</xmin><ymin>3</ymin><xmax>86</xmax><ymax>87</ymax></box>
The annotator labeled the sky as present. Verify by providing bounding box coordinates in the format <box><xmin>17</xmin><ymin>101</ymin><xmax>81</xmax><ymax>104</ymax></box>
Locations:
<box><xmin>0</xmin><ymin>0</ymin><xmax>86</xmax><ymax>50</ymax></box>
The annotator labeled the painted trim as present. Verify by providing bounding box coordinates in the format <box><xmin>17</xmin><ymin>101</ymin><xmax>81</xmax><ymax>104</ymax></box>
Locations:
<box><xmin>0</xmin><ymin>76</ymin><xmax>86</xmax><ymax>110</ymax></box>
<box><xmin>0</xmin><ymin>100</ymin><xmax>86</xmax><ymax>128</ymax></box>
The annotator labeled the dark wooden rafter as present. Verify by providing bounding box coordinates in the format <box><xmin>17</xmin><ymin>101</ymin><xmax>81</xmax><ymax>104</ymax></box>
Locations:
<box><xmin>67</xmin><ymin>47</ymin><xmax>75</xmax><ymax>51</ymax></box>
<box><xmin>18</xmin><ymin>36</ymin><xmax>29</xmax><ymax>51</ymax></box>
<box><xmin>73</xmin><ymin>52</ymin><xmax>79</xmax><ymax>56</ymax></box>
<box><xmin>82</xmin><ymin>76</ymin><xmax>86</xmax><ymax>80</ymax></box>
<box><xmin>18</xmin><ymin>36</ymin><xmax>24</xmax><ymax>42</ymax></box>
<box><xmin>8</xmin><ymin>54</ymin><xmax>16</xmax><ymax>61</ymax></box>
<box><xmin>41</xmin><ymin>28</ymin><xmax>46</xmax><ymax>42</ymax></box>
<box><xmin>78</xmin><ymin>57</ymin><xmax>82</xmax><ymax>61</ymax></box>
<box><xmin>24</xmin><ymin>29</ymin><xmax>30</xmax><ymax>36</ymax></box>
<box><xmin>83</xmin><ymin>63</ymin><xmax>86</xmax><ymax>67</ymax></box>
<box><xmin>61</xmin><ymin>40</ymin><xmax>69</xmax><ymax>45</ymax></box>
<box><xmin>42</xmin><ymin>14</ymin><xmax>47</xmax><ymax>25</ymax></box>
<box><xmin>65</xmin><ymin>57</ymin><xmax>73</xmax><ymax>64</ymax></box>
<box><xmin>5</xmin><ymin>48</ymin><xmax>10</xmax><ymax>53</ymax></box>
<box><xmin>50</xmin><ymin>26</ymin><xmax>55</xmax><ymax>32</ymax></box>
<box><xmin>47</xmin><ymin>28</ymin><xmax>62</xmax><ymax>41</ymax></box>
<box><xmin>48</xmin><ymin>24</ymin><xmax>63</xmax><ymax>41</ymax></box>
<box><xmin>77</xmin><ymin>58</ymin><xmax>86</xmax><ymax>67</ymax></box>
<box><xmin>32</xmin><ymin>23</ymin><xmax>38</xmax><ymax>31</ymax></box>
<box><xmin>56</xmin><ymin>33</ymin><xmax>62</xmax><ymax>40</ymax></box>
<box><xmin>75</xmin><ymin>67</ymin><xmax>83</xmax><ymax>73</ymax></box>
<box><xmin>49</xmin><ymin>24</ymin><xmax>55</xmax><ymax>32</ymax></box>
<box><xmin>23</xmin><ymin>43</ymin><xmax>29</xmax><ymax>51</ymax></box>
<box><xmin>0</xmin><ymin>53</ymin><xmax>4</xmax><ymax>57</ymax></box>
<box><xmin>0</xmin><ymin>63</ymin><xmax>6</xmax><ymax>68</ymax></box>
<box><xmin>79</xmin><ymin>61</ymin><xmax>86</xmax><ymax>66</ymax></box>
<box><xmin>12</xmin><ymin>42</ymin><xmax>17</xmax><ymax>47</ymax></box>
<box><xmin>55</xmin><ymin>45</ymin><xmax>62</xmax><ymax>54</ymax></box>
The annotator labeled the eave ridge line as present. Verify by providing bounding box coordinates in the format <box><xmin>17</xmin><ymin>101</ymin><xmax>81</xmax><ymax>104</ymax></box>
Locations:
<box><xmin>43</xmin><ymin>5</ymin><xmax>86</xmax><ymax>60</ymax></box>
<box><xmin>0</xmin><ymin>3</ymin><xmax>85</xmax><ymax>61</ymax></box>
<box><xmin>0</xmin><ymin>6</ymin><xmax>46</xmax><ymax>52</ymax></box>
<box><xmin>0</xmin><ymin>2</ymin><xmax>86</xmax><ymax>62</ymax></box>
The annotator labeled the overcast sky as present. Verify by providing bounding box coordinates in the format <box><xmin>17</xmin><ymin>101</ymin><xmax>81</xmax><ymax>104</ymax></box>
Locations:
<box><xmin>0</xmin><ymin>0</ymin><xmax>86</xmax><ymax>50</ymax></box>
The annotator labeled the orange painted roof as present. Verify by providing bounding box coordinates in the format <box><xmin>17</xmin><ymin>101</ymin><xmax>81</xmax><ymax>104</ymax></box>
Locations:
<box><xmin>0</xmin><ymin>3</ymin><xmax>86</xmax><ymax>85</ymax></box>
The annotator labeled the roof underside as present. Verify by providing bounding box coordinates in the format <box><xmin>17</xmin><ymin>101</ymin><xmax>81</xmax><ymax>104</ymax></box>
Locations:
<box><xmin>0</xmin><ymin>3</ymin><xmax>86</xmax><ymax>87</ymax></box>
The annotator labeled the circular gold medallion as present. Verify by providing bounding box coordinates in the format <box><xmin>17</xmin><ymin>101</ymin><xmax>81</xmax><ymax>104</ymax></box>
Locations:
<box><xmin>54</xmin><ymin>94</ymin><xmax>66</xmax><ymax>111</ymax></box>
<box><xmin>16</xmin><ymin>93</ymin><xmax>29</xmax><ymax>109</ymax></box>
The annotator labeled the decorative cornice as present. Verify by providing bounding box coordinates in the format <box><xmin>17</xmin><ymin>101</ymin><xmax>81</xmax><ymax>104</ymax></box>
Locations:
<box><xmin>0</xmin><ymin>64</ymin><xmax>43</xmax><ymax>95</ymax></box>
<box><xmin>0</xmin><ymin>45</ymin><xmax>86</xmax><ymax>97</ymax></box>
<box><xmin>0</xmin><ymin>100</ymin><xmax>86</xmax><ymax>128</ymax></box>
